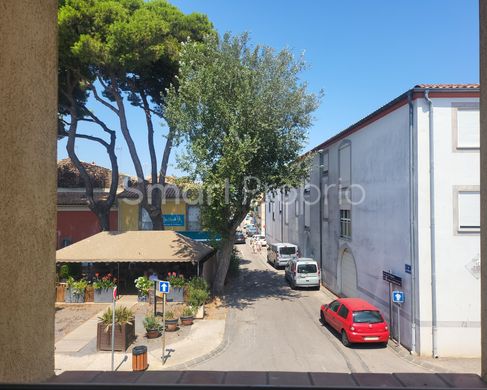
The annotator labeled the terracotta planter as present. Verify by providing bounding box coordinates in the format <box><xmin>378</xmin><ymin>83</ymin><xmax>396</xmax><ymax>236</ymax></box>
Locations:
<box><xmin>96</xmin><ymin>321</ymin><xmax>136</xmax><ymax>351</ymax></box>
<box><xmin>165</xmin><ymin>319</ymin><xmax>178</xmax><ymax>332</ymax></box>
<box><xmin>180</xmin><ymin>316</ymin><xmax>194</xmax><ymax>326</ymax></box>
<box><xmin>94</xmin><ymin>287</ymin><xmax>114</xmax><ymax>303</ymax></box>
<box><xmin>85</xmin><ymin>286</ymin><xmax>94</xmax><ymax>302</ymax></box>
<box><xmin>145</xmin><ymin>329</ymin><xmax>160</xmax><ymax>339</ymax></box>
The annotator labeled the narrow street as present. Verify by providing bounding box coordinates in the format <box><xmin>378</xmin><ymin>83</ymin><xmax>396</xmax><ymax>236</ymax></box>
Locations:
<box><xmin>191</xmin><ymin>242</ymin><xmax>431</xmax><ymax>373</ymax></box>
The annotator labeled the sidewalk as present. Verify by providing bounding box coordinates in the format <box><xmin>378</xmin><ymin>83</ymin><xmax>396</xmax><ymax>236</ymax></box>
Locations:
<box><xmin>54</xmin><ymin>295</ymin><xmax>226</xmax><ymax>373</ymax></box>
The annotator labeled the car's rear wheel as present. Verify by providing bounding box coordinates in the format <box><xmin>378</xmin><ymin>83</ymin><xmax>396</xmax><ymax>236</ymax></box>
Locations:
<box><xmin>341</xmin><ymin>330</ymin><xmax>351</xmax><ymax>347</ymax></box>
<box><xmin>320</xmin><ymin>311</ymin><xmax>326</xmax><ymax>325</ymax></box>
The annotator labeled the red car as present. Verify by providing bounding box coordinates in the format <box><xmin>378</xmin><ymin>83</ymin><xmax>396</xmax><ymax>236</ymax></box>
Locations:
<box><xmin>320</xmin><ymin>298</ymin><xmax>389</xmax><ymax>347</ymax></box>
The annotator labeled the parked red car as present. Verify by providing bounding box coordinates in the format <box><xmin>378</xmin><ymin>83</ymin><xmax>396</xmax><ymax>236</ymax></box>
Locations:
<box><xmin>320</xmin><ymin>298</ymin><xmax>389</xmax><ymax>347</ymax></box>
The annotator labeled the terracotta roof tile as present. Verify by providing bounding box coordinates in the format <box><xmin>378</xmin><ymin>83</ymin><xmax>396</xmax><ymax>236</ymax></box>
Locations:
<box><xmin>414</xmin><ymin>84</ymin><xmax>479</xmax><ymax>89</ymax></box>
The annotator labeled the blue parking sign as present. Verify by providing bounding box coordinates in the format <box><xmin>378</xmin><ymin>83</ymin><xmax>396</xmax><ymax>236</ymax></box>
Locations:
<box><xmin>392</xmin><ymin>290</ymin><xmax>405</xmax><ymax>303</ymax></box>
<box><xmin>158</xmin><ymin>281</ymin><xmax>171</xmax><ymax>294</ymax></box>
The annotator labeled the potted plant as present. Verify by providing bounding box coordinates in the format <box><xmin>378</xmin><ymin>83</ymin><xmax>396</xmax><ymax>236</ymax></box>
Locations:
<box><xmin>167</xmin><ymin>273</ymin><xmax>185</xmax><ymax>302</ymax></box>
<box><xmin>180</xmin><ymin>306</ymin><xmax>195</xmax><ymax>326</ymax></box>
<box><xmin>188</xmin><ymin>286</ymin><xmax>209</xmax><ymax>319</ymax></box>
<box><xmin>65</xmin><ymin>277</ymin><xmax>88</xmax><ymax>303</ymax></box>
<box><xmin>96</xmin><ymin>306</ymin><xmax>136</xmax><ymax>351</ymax></box>
<box><xmin>164</xmin><ymin>310</ymin><xmax>178</xmax><ymax>332</ymax></box>
<box><xmin>134</xmin><ymin>275</ymin><xmax>152</xmax><ymax>302</ymax></box>
<box><xmin>143</xmin><ymin>314</ymin><xmax>162</xmax><ymax>339</ymax></box>
<box><xmin>93</xmin><ymin>273</ymin><xmax>116</xmax><ymax>303</ymax></box>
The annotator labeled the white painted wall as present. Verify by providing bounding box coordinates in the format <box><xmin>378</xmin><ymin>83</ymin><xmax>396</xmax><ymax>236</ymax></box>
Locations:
<box><xmin>265</xmin><ymin>91</ymin><xmax>480</xmax><ymax>357</ymax></box>
<box><xmin>415</xmin><ymin>97</ymin><xmax>480</xmax><ymax>357</ymax></box>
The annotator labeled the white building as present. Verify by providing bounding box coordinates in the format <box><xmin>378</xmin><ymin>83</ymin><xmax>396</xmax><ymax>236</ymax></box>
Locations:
<box><xmin>265</xmin><ymin>84</ymin><xmax>480</xmax><ymax>357</ymax></box>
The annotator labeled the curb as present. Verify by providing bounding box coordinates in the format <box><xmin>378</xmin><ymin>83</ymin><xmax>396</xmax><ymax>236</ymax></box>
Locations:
<box><xmin>388</xmin><ymin>341</ymin><xmax>452</xmax><ymax>373</ymax></box>
<box><xmin>165</xmin><ymin>310</ymin><xmax>233</xmax><ymax>370</ymax></box>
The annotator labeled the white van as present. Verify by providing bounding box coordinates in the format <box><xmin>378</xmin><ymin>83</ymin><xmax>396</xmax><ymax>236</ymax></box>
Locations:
<box><xmin>267</xmin><ymin>243</ymin><xmax>298</xmax><ymax>268</ymax></box>
<box><xmin>285</xmin><ymin>257</ymin><xmax>321</xmax><ymax>289</ymax></box>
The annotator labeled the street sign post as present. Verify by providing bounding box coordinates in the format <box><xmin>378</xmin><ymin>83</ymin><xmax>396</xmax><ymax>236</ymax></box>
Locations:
<box><xmin>111</xmin><ymin>286</ymin><xmax>117</xmax><ymax>371</ymax></box>
<box><xmin>382</xmin><ymin>271</ymin><xmax>402</xmax><ymax>287</ymax></box>
<box><xmin>392</xmin><ymin>290</ymin><xmax>405</xmax><ymax>304</ymax></box>
<box><xmin>383</xmin><ymin>270</ymin><xmax>402</xmax><ymax>344</ymax></box>
<box><xmin>156</xmin><ymin>280</ymin><xmax>170</xmax><ymax>365</ymax></box>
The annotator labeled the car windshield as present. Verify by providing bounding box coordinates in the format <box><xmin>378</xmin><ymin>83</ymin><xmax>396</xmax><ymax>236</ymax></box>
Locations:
<box><xmin>279</xmin><ymin>247</ymin><xmax>296</xmax><ymax>255</ymax></box>
<box><xmin>352</xmin><ymin>310</ymin><xmax>384</xmax><ymax>324</ymax></box>
<box><xmin>297</xmin><ymin>264</ymin><xmax>317</xmax><ymax>274</ymax></box>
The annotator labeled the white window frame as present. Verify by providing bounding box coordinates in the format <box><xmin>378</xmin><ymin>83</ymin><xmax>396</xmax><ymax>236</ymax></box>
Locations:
<box><xmin>453</xmin><ymin>185</ymin><xmax>480</xmax><ymax>234</ymax></box>
<box><xmin>452</xmin><ymin>103</ymin><xmax>480</xmax><ymax>151</ymax></box>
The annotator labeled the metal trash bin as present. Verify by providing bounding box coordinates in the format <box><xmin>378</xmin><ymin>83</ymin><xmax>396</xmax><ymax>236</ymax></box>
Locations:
<box><xmin>132</xmin><ymin>345</ymin><xmax>148</xmax><ymax>371</ymax></box>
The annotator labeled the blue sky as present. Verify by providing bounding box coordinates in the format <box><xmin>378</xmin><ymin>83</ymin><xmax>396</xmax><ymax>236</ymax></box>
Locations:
<box><xmin>58</xmin><ymin>0</ymin><xmax>479</xmax><ymax>177</ymax></box>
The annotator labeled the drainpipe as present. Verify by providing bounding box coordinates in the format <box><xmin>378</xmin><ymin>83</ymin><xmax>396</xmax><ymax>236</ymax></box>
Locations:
<box><xmin>319</xmin><ymin>150</ymin><xmax>324</xmax><ymax>284</ymax></box>
<box><xmin>408</xmin><ymin>91</ymin><xmax>417</xmax><ymax>354</ymax></box>
<box><xmin>425</xmin><ymin>90</ymin><xmax>439</xmax><ymax>358</ymax></box>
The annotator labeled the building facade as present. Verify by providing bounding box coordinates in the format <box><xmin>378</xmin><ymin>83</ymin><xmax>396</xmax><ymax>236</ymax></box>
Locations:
<box><xmin>265</xmin><ymin>84</ymin><xmax>480</xmax><ymax>357</ymax></box>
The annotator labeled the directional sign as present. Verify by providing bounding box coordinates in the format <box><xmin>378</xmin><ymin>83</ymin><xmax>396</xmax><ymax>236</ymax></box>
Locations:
<box><xmin>158</xmin><ymin>281</ymin><xmax>171</xmax><ymax>294</ymax></box>
<box><xmin>392</xmin><ymin>290</ymin><xmax>405</xmax><ymax>304</ymax></box>
<box><xmin>382</xmin><ymin>271</ymin><xmax>402</xmax><ymax>287</ymax></box>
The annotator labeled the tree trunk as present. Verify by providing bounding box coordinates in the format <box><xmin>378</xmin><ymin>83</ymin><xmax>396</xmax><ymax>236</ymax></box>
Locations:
<box><xmin>96</xmin><ymin>207</ymin><xmax>110</xmax><ymax>231</ymax></box>
<box><xmin>149</xmin><ymin>211</ymin><xmax>163</xmax><ymax>230</ymax></box>
<box><xmin>212</xmin><ymin>236</ymin><xmax>236</xmax><ymax>296</ymax></box>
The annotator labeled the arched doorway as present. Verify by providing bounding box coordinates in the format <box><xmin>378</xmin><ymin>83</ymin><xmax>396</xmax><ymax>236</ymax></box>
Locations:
<box><xmin>340</xmin><ymin>248</ymin><xmax>358</xmax><ymax>297</ymax></box>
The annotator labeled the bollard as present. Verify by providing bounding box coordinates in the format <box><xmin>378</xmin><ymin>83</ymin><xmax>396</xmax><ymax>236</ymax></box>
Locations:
<box><xmin>132</xmin><ymin>345</ymin><xmax>148</xmax><ymax>371</ymax></box>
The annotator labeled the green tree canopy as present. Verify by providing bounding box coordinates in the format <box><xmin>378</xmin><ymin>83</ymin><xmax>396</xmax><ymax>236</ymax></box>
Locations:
<box><xmin>58</xmin><ymin>0</ymin><xmax>214</xmax><ymax>229</ymax></box>
<box><xmin>165</xmin><ymin>33</ymin><xmax>321</xmax><ymax>294</ymax></box>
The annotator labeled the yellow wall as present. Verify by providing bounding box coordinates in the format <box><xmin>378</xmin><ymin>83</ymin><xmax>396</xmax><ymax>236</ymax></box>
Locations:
<box><xmin>118</xmin><ymin>200</ymin><xmax>140</xmax><ymax>231</ymax></box>
<box><xmin>118</xmin><ymin>199</ymin><xmax>187</xmax><ymax>231</ymax></box>
<box><xmin>162</xmin><ymin>199</ymin><xmax>187</xmax><ymax>231</ymax></box>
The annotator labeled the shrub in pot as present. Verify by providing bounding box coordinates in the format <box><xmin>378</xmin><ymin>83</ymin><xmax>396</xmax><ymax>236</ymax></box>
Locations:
<box><xmin>164</xmin><ymin>310</ymin><xmax>178</xmax><ymax>332</ymax></box>
<box><xmin>96</xmin><ymin>306</ymin><xmax>135</xmax><ymax>351</ymax></box>
<box><xmin>65</xmin><ymin>277</ymin><xmax>88</xmax><ymax>303</ymax></box>
<box><xmin>180</xmin><ymin>306</ymin><xmax>195</xmax><ymax>326</ymax></box>
<box><xmin>93</xmin><ymin>273</ymin><xmax>116</xmax><ymax>302</ymax></box>
<box><xmin>143</xmin><ymin>314</ymin><xmax>162</xmax><ymax>339</ymax></box>
<box><xmin>188</xmin><ymin>286</ymin><xmax>209</xmax><ymax>319</ymax></box>
<box><xmin>135</xmin><ymin>276</ymin><xmax>152</xmax><ymax>302</ymax></box>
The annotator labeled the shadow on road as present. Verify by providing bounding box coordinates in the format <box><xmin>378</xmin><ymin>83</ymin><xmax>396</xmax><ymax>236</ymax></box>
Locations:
<box><xmin>223</xmin><ymin>259</ymin><xmax>300</xmax><ymax>311</ymax></box>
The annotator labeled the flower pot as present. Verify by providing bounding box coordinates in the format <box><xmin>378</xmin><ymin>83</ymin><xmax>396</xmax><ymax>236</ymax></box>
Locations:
<box><xmin>180</xmin><ymin>316</ymin><xmax>194</xmax><ymax>326</ymax></box>
<box><xmin>167</xmin><ymin>286</ymin><xmax>184</xmax><ymax>303</ymax></box>
<box><xmin>194</xmin><ymin>305</ymin><xmax>205</xmax><ymax>319</ymax></box>
<box><xmin>138</xmin><ymin>293</ymin><xmax>149</xmax><ymax>303</ymax></box>
<box><xmin>64</xmin><ymin>287</ymin><xmax>85</xmax><ymax>303</ymax></box>
<box><xmin>165</xmin><ymin>318</ymin><xmax>179</xmax><ymax>332</ymax></box>
<box><xmin>56</xmin><ymin>284</ymin><xmax>66</xmax><ymax>303</ymax></box>
<box><xmin>96</xmin><ymin>321</ymin><xmax>136</xmax><ymax>351</ymax></box>
<box><xmin>145</xmin><ymin>329</ymin><xmax>161</xmax><ymax>339</ymax></box>
<box><xmin>94</xmin><ymin>287</ymin><xmax>114</xmax><ymax>303</ymax></box>
<box><xmin>85</xmin><ymin>285</ymin><xmax>94</xmax><ymax>302</ymax></box>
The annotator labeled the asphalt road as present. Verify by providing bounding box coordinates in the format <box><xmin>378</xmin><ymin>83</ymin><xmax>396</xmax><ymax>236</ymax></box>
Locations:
<box><xmin>191</xmin><ymin>241</ymin><xmax>431</xmax><ymax>373</ymax></box>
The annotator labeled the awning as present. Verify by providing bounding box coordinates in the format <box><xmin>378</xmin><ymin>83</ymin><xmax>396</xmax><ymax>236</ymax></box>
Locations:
<box><xmin>56</xmin><ymin>231</ymin><xmax>215</xmax><ymax>264</ymax></box>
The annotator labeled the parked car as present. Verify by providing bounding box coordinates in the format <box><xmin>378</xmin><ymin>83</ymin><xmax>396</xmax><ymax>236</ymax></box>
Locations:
<box><xmin>253</xmin><ymin>234</ymin><xmax>267</xmax><ymax>246</ymax></box>
<box><xmin>320</xmin><ymin>298</ymin><xmax>389</xmax><ymax>347</ymax></box>
<box><xmin>246</xmin><ymin>225</ymin><xmax>258</xmax><ymax>237</ymax></box>
<box><xmin>285</xmin><ymin>257</ymin><xmax>320</xmax><ymax>289</ymax></box>
<box><xmin>267</xmin><ymin>243</ymin><xmax>298</xmax><ymax>267</ymax></box>
<box><xmin>234</xmin><ymin>231</ymin><xmax>246</xmax><ymax>244</ymax></box>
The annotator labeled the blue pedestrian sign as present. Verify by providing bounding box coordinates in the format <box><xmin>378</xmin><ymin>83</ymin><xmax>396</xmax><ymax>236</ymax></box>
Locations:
<box><xmin>392</xmin><ymin>290</ymin><xmax>405</xmax><ymax>304</ymax></box>
<box><xmin>158</xmin><ymin>281</ymin><xmax>171</xmax><ymax>294</ymax></box>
